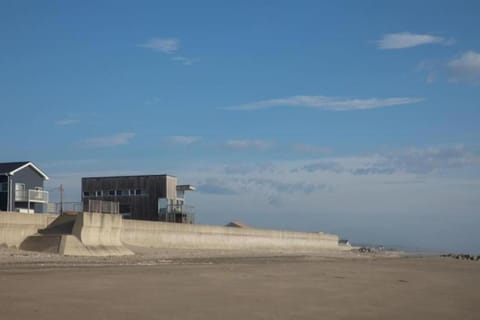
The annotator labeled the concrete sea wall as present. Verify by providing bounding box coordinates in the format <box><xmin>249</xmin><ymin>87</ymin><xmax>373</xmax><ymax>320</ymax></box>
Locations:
<box><xmin>1</xmin><ymin>212</ymin><xmax>340</xmax><ymax>254</ymax></box>
<box><xmin>71</xmin><ymin>212</ymin><xmax>133</xmax><ymax>256</ymax></box>
<box><xmin>121</xmin><ymin>219</ymin><xmax>339</xmax><ymax>250</ymax></box>
<box><xmin>0</xmin><ymin>212</ymin><xmax>57</xmax><ymax>247</ymax></box>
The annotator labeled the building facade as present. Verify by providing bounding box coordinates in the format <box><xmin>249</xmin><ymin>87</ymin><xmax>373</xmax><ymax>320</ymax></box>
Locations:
<box><xmin>81</xmin><ymin>175</ymin><xmax>195</xmax><ymax>222</ymax></box>
<box><xmin>0</xmin><ymin>161</ymin><xmax>49</xmax><ymax>213</ymax></box>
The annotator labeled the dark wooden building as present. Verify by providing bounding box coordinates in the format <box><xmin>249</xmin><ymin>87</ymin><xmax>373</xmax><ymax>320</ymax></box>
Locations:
<box><xmin>81</xmin><ymin>175</ymin><xmax>194</xmax><ymax>222</ymax></box>
<box><xmin>0</xmin><ymin>161</ymin><xmax>49</xmax><ymax>213</ymax></box>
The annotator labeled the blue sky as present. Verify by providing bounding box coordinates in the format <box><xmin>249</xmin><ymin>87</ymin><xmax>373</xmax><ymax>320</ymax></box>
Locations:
<box><xmin>1</xmin><ymin>1</ymin><xmax>480</xmax><ymax>253</ymax></box>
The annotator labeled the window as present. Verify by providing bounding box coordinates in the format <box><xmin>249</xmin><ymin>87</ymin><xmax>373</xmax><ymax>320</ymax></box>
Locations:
<box><xmin>83</xmin><ymin>191</ymin><xmax>90</xmax><ymax>197</ymax></box>
<box><xmin>108</xmin><ymin>190</ymin><xmax>115</xmax><ymax>196</ymax></box>
<box><xmin>15</xmin><ymin>183</ymin><xmax>25</xmax><ymax>191</ymax></box>
<box><xmin>0</xmin><ymin>182</ymin><xmax>7</xmax><ymax>192</ymax></box>
<box><xmin>128</xmin><ymin>189</ymin><xmax>142</xmax><ymax>196</ymax></box>
<box><xmin>95</xmin><ymin>190</ymin><xmax>103</xmax><ymax>197</ymax></box>
<box><xmin>116</xmin><ymin>190</ymin><xmax>122</xmax><ymax>196</ymax></box>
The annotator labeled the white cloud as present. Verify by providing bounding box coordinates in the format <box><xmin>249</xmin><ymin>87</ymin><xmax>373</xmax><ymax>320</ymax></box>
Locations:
<box><xmin>222</xmin><ymin>95</ymin><xmax>424</xmax><ymax>111</ymax></box>
<box><xmin>447</xmin><ymin>51</ymin><xmax>480</xmax><ymax>83</ymax></box>
<box><xmin>377</xmin><ymin>32</ymin><xmax>451</xmax><ymax>49</ymax></box>
<box><xmin>223</xmin><ymin>139</ymin><xmax>273</xmax><ymax>151</ymax></box>
<box><xmin>80</xmin><ymin>132</ymin><xmax>135</xmax><ymax>148</ymax></box>
<box><xmin>55</xmin><ymin>119</ymin><xmax>79</xmax><ymax>126</ymax></box>
<box><xmin>171</xmin><ymin>56</ymin><xmax>196</xmax><ymax>65</ymax></box>
<box><xmin>138</xmin><ymin>38</ymin><xmax>179</xmax><ymax>53</ymax></box>
<box><xmin>163</xmin><ymin>135</ymin><xmax>202</xmax><ymax>145</ymax></box>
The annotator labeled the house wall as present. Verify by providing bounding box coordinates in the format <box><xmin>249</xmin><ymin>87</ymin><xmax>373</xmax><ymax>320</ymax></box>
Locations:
<box><xmin>0</xmin><ymin>176</ymin><xmax>7</xmax><ymax>211</ymax></box>
<box><xmin>81</xmin><ymin>175</ymin><xmax>177</xmax><ymax>221</ymax></box>
<box><xmin>10</xmin><ymin>166</ymin><xmax>46</xmax><ymax>213</ymax></box>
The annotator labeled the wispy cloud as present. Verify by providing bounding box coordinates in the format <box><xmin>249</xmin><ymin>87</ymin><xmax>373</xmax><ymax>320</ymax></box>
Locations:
<box><xmin>171</xmin><ymin>56</ymin><xmax>196</xmax><ymax>65</ymax></box>
<box><xmin>294</xmin><ymin>145</ymin><xmax>480</xmax><ymax>175</ymax></box>
<box><xmin>224</xmin><ymin>162</ymin><xmax>275</xmax><ymax>175</ymax></box>
<box><xmin>196</xmin><ymin>179</ymin><xmax>238</xmax><ymax>195</ymax></box>
<box><xmin>80</xmin><ymin>132</ymin><xmax>135</xmax><ymax>148</ymax></box>
<box><xmin>375</xmin><ymin>145</ymin><xmax>480</xmax><ymax>174</ymax></box>
<box><xmin>163</xmin><ymin>135</ymin><xmax>202</xmax><ymax>145</ymax></box>
<box><xmin>377</xmin><ymin>32</ymin><xmax>452</xmax><ymax>49</ymax></box>
<box><xmin>138</xmin><ymin>38</ymin><xmax>196</xmax><ymax>66</ymax></box>
<box><xmin>222</xmin><ymin>95</ymin><xmax>424</xmax><ymax>111</ymax></box>
<box><xmin>223</xmin><ymin>139</ymin><xmax>273</xmax><ymax>151</ymax></box>
<box><xmin>56</xmin><ymin>118</ymin><xmax>79</xmax><ymax>126</ymax></box>
<box><xmin>290</xmin><ymin>143</ymin><xmax>330</xmax><ymax>154</ymax></box>
<box><xmin>447</xmin><ymin>51</ymin><xmax>480</xmax><ymax>84</ymax></box>
<box><xmin>138</xmin><ymin>37</ymin><xmax>179</xmax><ymax>53</ymax></box>
<box><xmin>247</xmin><ymin>178</ymin><xmax>326</xmax><ymax>195</ymax></box>
<box><xmin>295</xmin><ymin>161</ymin><xmax>344</xmax><ymax>173</ymax></box>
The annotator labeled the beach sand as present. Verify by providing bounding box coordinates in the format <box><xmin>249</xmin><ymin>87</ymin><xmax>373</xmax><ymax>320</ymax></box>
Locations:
<box><xmin>0</xmin><ymin>246</ymin><xmax>478</xmax><ymax>319</ymax></box>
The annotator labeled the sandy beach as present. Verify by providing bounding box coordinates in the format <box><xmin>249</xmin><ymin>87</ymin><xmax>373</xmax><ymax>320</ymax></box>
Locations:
<box><xmin>1</xmin><ymin>247</ymin><xmax>478</xmax><ymax>320</ymax></box>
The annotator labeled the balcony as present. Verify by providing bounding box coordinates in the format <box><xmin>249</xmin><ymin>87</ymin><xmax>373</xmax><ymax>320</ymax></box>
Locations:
<box><xmin>15</xmin><ymin>189</ymin><xmax>49</xmax><ymax>203</ymax></box>
<box><xmin>158</xmin><ymin>203</ymin><xmax>195</xmax><ymax>224</ymax></box>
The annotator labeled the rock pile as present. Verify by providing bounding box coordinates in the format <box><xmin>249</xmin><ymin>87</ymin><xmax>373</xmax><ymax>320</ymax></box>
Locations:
<box><xmin>358</xmin><ymin>247</ymin><xmax>374</xmax><ymax>253</ymax></box>
<box><xmin>440</xmin><ymin>253</ymin><xmax>480</xmax><ymax>261</ymax></box>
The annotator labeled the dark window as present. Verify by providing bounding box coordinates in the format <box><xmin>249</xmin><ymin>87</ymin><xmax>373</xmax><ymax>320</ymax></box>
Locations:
<box><xmin>95</xmin><ymin>191</ymin><xmax>103</xmax><ymax>197</ymax></box>
<box><xmin>108</xmin><ymin>190</ymin><xmax>115</xmax><ymax>196</ymax></box>
<box><xmin>0</xmin><ymin>183</ymin><xmax>7</xmax><ymax>192</ymax></box>
<box><xmin>83</xmin><ymin>191</ymin><xmax>90</xmax><ymax>197</ymax></box>
<box><xmin>135</xmin><ymin>189</ymin><xmax>142</xmax><ymax>195</ymax></box>
<box><xmin>116</xmin><ymin>190</ymin><xmax>122</xmax><ymax>196</ymax></box>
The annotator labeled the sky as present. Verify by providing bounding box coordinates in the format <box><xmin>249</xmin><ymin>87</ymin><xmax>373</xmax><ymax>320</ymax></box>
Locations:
<box><xmin>1</xmin><ymin>0</ymin><xmax>480</xmax><ymax>253</ymax></box>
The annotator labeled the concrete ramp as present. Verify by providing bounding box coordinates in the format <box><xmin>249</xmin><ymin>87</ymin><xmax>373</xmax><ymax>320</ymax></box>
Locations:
<box><xmin>20</xmin><ymin>234</ymin><xmax>63</xmax><ymax>253</ymax></box>
<box><xmin>60</xmin><ymin>234</ymin><xmax>132</xmax><ymax>256</ymax></box>
<box><xmin>15</xmin><ymin>212</ymin><xmax>133</xmax><ymax>256</ymax></box>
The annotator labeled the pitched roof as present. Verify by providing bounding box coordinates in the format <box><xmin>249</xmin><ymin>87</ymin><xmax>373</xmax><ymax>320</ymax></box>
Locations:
<box><xmin>0</xmin><ymin>161</ymin><xmax>49</xmax><ymax>180</ymax></box>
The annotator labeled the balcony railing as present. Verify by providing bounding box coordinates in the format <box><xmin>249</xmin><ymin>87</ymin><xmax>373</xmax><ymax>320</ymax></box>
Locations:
<box><xmin>159</xmin><ymin>204</ymin><xmax>195</xmax><ymax>223</ymax></box>
<box><xmin>164</xmin><ymin>204</ymin><xmax>194</xmax><ymax>215</ymax></box>
<box><xmin>15</xmin><ymin>190</ymin><xmax>49</xmax><ymax>203</ymax></box>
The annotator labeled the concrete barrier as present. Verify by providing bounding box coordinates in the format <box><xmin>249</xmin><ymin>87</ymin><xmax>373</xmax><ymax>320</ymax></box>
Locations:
<box><xmin>72</xmin><ymin>212</ymin><xmax>133</xmax><ymax>256</ymax></box>
<box><xmin>121</xmin><ymin>220</ymin><xmax>339</xmax><ymax>250</ymax></box>
<box><xmin>1</xmin><ymin>212</ymin><xmax>133</xmax><ymax>256</ymax></box>
<box><xmin>2</xmin><ymin>211</ymin><xmax>340</xmax><ymax>255</ymax></box>
<box><xmin>0</xmin><ymin>212</ymin><xmax>58</xmax><ymax>247</ymax></box>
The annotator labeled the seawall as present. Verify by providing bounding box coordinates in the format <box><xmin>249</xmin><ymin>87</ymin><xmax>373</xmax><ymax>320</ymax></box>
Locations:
<box><xmin>1</xmin><ymin>212</ymin><xmax>340</xmax><ymax>254</ymax></box>
<box><xmin>121</xmin><ymin>219</ymin><xmax>339</xmax><ymax>250</ymax></box>
<box><xmin>0</xmin><ymin>212</ymin><xmax>57</xmax><ymax>247</ymax></box>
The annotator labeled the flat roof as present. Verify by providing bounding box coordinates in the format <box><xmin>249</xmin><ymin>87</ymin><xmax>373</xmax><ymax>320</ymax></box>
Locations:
<box><xmin>82</xmin><ymin>174</ymin><xmax>176</xmax><ymax>179</ymax></box>
<box><xmin>176</xmin><ymin>185</ymin><xmax>196</xmax><ymax>191</ymax></box>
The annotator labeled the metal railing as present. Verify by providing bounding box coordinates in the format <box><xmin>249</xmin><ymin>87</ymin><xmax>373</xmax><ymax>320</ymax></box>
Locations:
<box><xmin>15</xmin><ymin>190</ymin><xmax>49</xmax><ymax>203</ymax></box>
<box><xmin>158</xmin><ymin>204</ymin><xmax>195</xmax><ymax>224</ymax></box>
<box><xmin>47</xmin><ymin>202</ymin><xmax>83</xmax><ymax>214</ymax></box>
<box><xmin>84</xmin><ymin>199</ymin><xmax>120</xmax><ymax>214</ymax></box>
